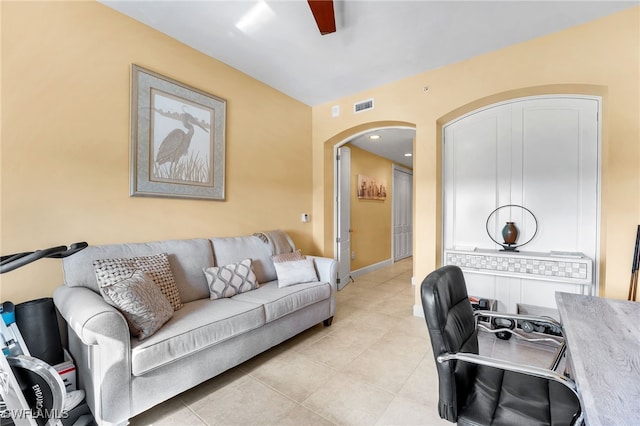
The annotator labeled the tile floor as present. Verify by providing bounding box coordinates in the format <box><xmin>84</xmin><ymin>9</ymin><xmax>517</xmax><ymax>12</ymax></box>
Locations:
<box><xmin>130</xmin><ymin>258</ymin><xmax>562</xmax><ymax>426</ymax></box>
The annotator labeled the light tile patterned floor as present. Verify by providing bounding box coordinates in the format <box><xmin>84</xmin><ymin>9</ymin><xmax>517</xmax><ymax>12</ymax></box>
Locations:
<box><xmin>130</xmin><ymin>258</ymin><xmax>560</xmax><ymax>426</ymax></box>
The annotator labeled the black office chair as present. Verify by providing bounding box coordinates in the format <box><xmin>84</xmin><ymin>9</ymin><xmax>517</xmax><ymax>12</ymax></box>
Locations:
<box><xmin>421</xmin><ymin>265</ymin><xmax>583</xmax><ymax>426</ymax></box>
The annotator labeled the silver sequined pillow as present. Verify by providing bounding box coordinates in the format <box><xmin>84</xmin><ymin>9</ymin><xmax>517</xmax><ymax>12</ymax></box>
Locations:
<box><xmin>272</xmin><ymin>249</ymin><xmax>305</xmax><ymax>263</ymax></box>
<box><xmin>100</xmin><ymin>270</ymin><xmax>173</xmax><ymax>340</ymax></box>
<box><xmin>203</xmin><ymin>259</ymin><xmax>258</xmax><ymax>300</ymax></box>
<box><xmin>93</xmin><ymin>253</ymin><xmax>183</xmax><ymax>310</ymax></box>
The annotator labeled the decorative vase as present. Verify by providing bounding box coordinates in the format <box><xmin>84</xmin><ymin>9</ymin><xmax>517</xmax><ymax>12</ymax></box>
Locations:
<box><xmin>502</xmin><ymin>222</ymin><xmax>518</xmax><ymax>245</ymax></box>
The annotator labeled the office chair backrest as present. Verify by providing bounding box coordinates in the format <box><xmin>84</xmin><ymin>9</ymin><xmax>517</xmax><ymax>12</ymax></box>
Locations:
<box><xmin>421</xmin><ymin>265</ymin><xmax>479</xmax><ymax>422</ymax></box>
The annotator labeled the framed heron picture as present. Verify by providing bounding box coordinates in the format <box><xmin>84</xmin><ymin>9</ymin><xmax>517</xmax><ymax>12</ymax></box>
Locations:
<box><xmin>130</xmin><ymin>65</ymin><xmax>226</xmax><ymax>200</ymax></box>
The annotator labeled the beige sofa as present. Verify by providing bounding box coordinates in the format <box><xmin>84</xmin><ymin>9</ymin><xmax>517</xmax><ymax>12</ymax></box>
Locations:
<box><xmin>53</xmin><ymin>233</ymin><xmax>337</xmax><ymax>425</ymax></box>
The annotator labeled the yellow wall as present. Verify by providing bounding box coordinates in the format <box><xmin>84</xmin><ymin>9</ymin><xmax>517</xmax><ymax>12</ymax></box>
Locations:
<box><xmin>311</xmin><ymin>7</ymin><xmax>640</xmax><ymax>303</ymax></box>
<box><xmin>2</xmin><ymin>3</ymin><xmax>639</xmax><ymax>307</ymax></box>
<box><xmin>1</xmin><ymin>2</ymin><xmax>313</xmax><ymax>302</ymax></box>
<box><xmin>347</xmin><ymin>145</ymin><xmax>393</xmax><ymax>270</ymax></box>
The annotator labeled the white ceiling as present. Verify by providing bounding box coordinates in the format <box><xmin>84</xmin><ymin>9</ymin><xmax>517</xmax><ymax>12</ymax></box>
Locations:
<box><xmin>348</xmin><ymin>127</ymin><xmax>415</xmax><ymax>167</ymax></box>
<box><xmin>101</xmin><ymin>0</ymin><xmax>636</xmax><ymax>106</ymax></box>
<box><xmin>100</xmin><ymin>0</ymin><xmax>636</xmax><ymax>164</ymax></box>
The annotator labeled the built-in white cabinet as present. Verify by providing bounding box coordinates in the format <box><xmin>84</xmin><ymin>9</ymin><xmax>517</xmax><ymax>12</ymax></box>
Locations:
<box><xmin>442</xmin><ymin>96</ymin><xmax>600</xmax><ymax>311</ymax></box>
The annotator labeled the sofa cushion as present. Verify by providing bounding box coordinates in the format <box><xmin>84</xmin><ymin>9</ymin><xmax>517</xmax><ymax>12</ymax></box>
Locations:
<box><xmin>94</xmin><ymin>253</ymin><xmax>183</xmax><ymax>310</ymax></box>
<box><xmin>231</xmin><ymin>280</ymin><xmax>331</xmax><ymax>323</ymax></box>
<box><xmin>274</xmin><ymin>258</ymin><xmax>319</xmax><ymax>288</ymax></box>
<box><xmin>63</xmin><ymin>239</ymin><xmax>213</xmax><ymax>303</ymax></box>
<box><xmin>203</xmin><ymin>259</ymin><xmax>259</xmax><ymax>299</ymax></box>
<box><xmin>211</xmin><ymin>236</ymin><xmax>278</xmax><ymax>283</ymax></box>
<box><xmin>100</xmin><ymin>270</ymin><xmax>173</xmax><ymax>340</ymax></box>
<box><xmin>130</xmin><ymin>298</ymin><xmax>264</xmax><ymax>376</ymax></box>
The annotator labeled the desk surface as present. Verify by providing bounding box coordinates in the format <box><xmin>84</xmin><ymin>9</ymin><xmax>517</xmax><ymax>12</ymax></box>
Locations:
<box><xmin>555</xmin><ymin>292</ymin><xmax>640</xmax><ymax>426</ymax></box>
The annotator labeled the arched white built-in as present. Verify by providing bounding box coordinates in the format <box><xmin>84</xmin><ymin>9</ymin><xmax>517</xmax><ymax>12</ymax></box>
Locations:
<box><xmin>442</xmin><ymin>95</ymin><xmax>601</xmax><ymax>312</ymax></box>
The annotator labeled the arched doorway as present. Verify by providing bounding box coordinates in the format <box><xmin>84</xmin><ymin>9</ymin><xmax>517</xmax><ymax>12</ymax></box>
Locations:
<box><xmin>331</xmin><ymin>125</ymin><xmax>415</xmax><ymax>288</ymax></box>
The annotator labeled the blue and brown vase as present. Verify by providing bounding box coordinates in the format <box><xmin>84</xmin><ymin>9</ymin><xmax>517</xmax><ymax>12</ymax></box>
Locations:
<box><xmin>502</xmin><ymin>222</ymin><xmax>519</xmax><ymax>245</ymax></box>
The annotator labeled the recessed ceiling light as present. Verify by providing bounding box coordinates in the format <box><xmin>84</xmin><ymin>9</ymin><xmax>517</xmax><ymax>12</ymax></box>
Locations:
<box><xmin>236</xmin><ymin>0</ymin><xmax>274</xmax><ymax>34</ymax></box>
<box><xmin>368</xmin><ymin>134</ymin><xmax>381</xmax><ymax>140</ymax></box>
<box><xmin>404</xmin><ymin>153</ymin><xmax>412</xmax><ymax>157</ymax></box>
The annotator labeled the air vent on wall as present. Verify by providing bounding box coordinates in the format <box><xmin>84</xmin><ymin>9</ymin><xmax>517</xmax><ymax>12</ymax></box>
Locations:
<box><xmin>354</xmin><ymin>98</ymin><xmax>374</xmax><ymax>114</ymax></box>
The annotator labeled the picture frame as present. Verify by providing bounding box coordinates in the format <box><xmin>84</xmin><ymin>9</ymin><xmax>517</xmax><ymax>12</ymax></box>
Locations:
<box><xmin>357</xmin><ymin>174</ymin><xmax>387</xmax><ymax>200</ymax></box>
<box><xmin>130</xmin><ymin>64</ymin><xmax>226</xmax><ymax>200</ymax></box>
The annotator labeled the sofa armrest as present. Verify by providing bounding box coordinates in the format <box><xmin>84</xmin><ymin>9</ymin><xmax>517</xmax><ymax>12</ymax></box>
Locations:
<box><xmin>54</xmin><ymin>285</ymin><xmax>130</xmax><ymax>347</ymax></box>
<box><xmin>308</xmin><ymin>256</ymin><xmax>337</xmax><ymax>289</ymax></box>
<box><xmin>307</xmin><ymin>256</ymin><xmax>338</xmax><ymax>321</ymax></box>
<box><xmin>53</xmin><ymin>285</ymin><xmax>132</xmax><ymax>425</ymax></box>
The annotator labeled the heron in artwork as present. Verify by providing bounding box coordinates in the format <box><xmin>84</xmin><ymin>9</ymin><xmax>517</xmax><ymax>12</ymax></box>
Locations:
<box><xmin>155</xmin><ymin>112</ymin><xmax>209</xmax><ymax>166</ymax></box>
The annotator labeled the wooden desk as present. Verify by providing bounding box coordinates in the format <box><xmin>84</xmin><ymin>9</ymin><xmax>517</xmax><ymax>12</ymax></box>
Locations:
<box><xmin>555</xmin><ymin>292</ymin><xmax>640</xmax><ymax>425</ymax></box>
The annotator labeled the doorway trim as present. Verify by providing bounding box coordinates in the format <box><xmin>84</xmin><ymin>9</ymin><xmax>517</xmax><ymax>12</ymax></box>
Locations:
<box><xmin>336</xmin><ymin>145</ymin><xmax>352</xmax><ymax>289</ymax></box>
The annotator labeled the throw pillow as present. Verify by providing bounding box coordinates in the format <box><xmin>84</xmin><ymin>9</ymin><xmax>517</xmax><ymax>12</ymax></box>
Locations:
<box><xmin>100</xmin><ymin>270</ymin><xmax>173</xmax><ymax>340</ymax></box>
<box><xmin>93</xmin><ymin>253</ymin><xmax>183</xmax><ymax>310</ymax></box>
<box><xmin>203</xmin><ymin>259</ymin><xmax>258</xmax><ymax>300</ymax></box>
<box><xmin>272</xmin><ymin>249</ymin><xmax>305</xmax><ymax>263</ymax></box>
<box><xmin>274</xmin><ymin>258</ymin><xmax>318</xmax><ymax>288</ymax></box>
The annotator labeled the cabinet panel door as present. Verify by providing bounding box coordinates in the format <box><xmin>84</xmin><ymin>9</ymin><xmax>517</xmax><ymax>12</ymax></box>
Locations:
<box><xmin>517</xmin><ymin>98</ymin><xmax>599</xmax><ymax>256</ymax></box>
<box><xmin>444</xmin><ymin>105</ymin><xmax>512</xmax><ymax>249</ymax></box>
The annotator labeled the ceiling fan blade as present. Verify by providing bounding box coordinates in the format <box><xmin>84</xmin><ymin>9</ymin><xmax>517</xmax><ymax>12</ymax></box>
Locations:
<box><xmin>307</xmin><ymin>0</ymin><xmax>336</xmax><ymax>35</ymax></box>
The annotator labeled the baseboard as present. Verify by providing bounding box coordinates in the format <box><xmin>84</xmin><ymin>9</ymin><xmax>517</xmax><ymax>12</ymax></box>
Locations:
<box><xmin>413</xmin><ymin>304</ymin><xmax>425</xmax><ymax>318</ymax></box>
<box><xmin>350</xmin><ymin>259</ymin><xmax>393</xmax><ymax>277</ymax></box>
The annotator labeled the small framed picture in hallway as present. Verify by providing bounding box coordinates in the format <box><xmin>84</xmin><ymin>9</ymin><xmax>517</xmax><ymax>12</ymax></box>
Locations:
<box><xmin>357</xmin><ymin>174</ymin><xmax>387</xmax><ymax>200</ymax></box>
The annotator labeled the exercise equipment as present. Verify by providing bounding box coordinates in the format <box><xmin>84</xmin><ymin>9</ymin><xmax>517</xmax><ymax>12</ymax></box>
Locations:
<box><xmin>15</xmin><ymin>299</ymin><xmax>65</xmax><ymax>367</ymax></box>
<box><xmin>0</xmin><ymin>243</ymin><xmax>89</xmax><ymax>426</ymax></box>
<box><xmin>1</xmin><ymin>304</ymin><xmax>65</xmax><ymax>426</ymax></box>
<box><xmin>491</xmin><ymin>316</ymin><xmax>516</xmax><ymax>341</ymax></box>
<box><xmin>0</xmin><ymin>243</ymin><xmax>87</xmax><ymax>275</ymax></box>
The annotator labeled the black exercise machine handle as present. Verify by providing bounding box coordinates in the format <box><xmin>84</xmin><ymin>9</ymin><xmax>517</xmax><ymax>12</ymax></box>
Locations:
<box><xmin>0</xmin><ymin>242</ymin><xmax>88</xmax><ymax>274</ymax></box>
<box><xmin>46</xmin><ymin>242</ymin><xmax>89</xmax><ymax>259</ymax></box>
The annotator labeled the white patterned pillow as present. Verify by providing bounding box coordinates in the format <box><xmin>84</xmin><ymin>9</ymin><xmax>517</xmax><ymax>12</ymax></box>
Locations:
<box><xmin>274</xmin><ymin>258</ymin><xmax>318</xmax><ymax>288</ymax></box>
<box><xmin>93</xmin><ymin>253</ymin><xmax>183</xmax><ymax>310</ymax></box>
<box><xmin>100</xmin><ymin>270</ymin><xmax>173</xmax><ymax>340</ymax></box>
<box><xmin>203</xmin><ymin>259</ymin><xmax>258</xmax><ymax>300</ymax></box>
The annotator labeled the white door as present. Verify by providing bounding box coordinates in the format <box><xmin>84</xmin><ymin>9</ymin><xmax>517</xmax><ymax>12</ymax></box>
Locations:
<box><xmin>393</xmin><ymin>166</ymin><xmax>413</xmax><ymax>261</ymax></box>
<box><xmin>443</xmin><ymin>96</ymin><xmax>600</xmax><ymax>311</ymax></box>
<box><xmin>337</xmin><ymin>146</ymin><xmax>352</xmax><ymax>289</ymax></box>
